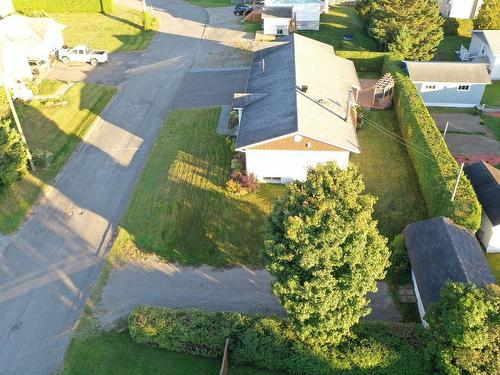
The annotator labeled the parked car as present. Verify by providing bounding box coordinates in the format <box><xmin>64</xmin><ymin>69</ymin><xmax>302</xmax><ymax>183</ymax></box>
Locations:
<box><xmin>28</xmin><ymin>58</ymin><xmax>52</xmax><ymax>76</ymax></box>
<box><xmin>233</xmin><ymin>4</ymin><xmax>253</xmax><ymax>16</ymax></box>
<box><xmin>57</xmin><ymin>45</ymin><xmax>108</xmax><ymax>66</ymax></box>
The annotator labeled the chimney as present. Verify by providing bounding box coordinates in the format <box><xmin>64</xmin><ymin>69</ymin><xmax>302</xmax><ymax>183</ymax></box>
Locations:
<box><xmin>300</xmin><ymin>85</ymin><xmax>308</xmax><ymax>93</ymax></box>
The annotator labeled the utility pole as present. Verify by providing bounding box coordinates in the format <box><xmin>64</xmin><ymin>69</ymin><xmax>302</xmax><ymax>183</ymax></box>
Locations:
<box><xmin>443</xmin><ymin>121</ymin><xmax>449</xmax><ymax>139</ymax></box>
<box><xmin>3</xmin><ymin>86</ymin><xmax>35</xmax><ymax>171</ymax></box>
<box><xmin>451</xmin><ymin>162</ymin><xmax>464</xmax><ymax>202</ymax></box>
<box><xmin>142</xmin><ymin>0</ymin><xmax>147</xmax><ymax>13</ymax></box>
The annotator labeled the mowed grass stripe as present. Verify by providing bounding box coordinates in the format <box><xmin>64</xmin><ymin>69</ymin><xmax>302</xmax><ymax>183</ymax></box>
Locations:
<box><xmin>121</xmin><ymin>108</ymin><xmax>284</xmax><ymax>267</ymax></box>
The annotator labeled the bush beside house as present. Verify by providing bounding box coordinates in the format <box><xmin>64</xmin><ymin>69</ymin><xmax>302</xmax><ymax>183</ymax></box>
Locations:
<box><xmin>382</xmin><ymin>55</ymin><xmax>481</xmax><ymax>231</ymax></box>
<box><xmin>0</xmin><ymin>120</ymin><xmax>28</xmax><ymax>192</ymax></box>
<box><xmin>336</xmin><ymin>51</ymin><xmax>386</xmax><ymax>72</ymax></box>
<box><xmin>13</xmin><ymin>0</ymin><xmax>114</xmax><ymax>13</ymax></box>
<box><xmin>129</xmin><ymin>306</ymin><xmax>431</xmax><ymax>375</ymax></box>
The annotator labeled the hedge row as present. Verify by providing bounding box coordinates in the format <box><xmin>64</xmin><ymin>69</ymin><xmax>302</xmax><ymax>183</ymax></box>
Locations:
<box><xmin>13</xmin><ymin>0</ymin><xmax>114</xmax><ymax>13</ymax></box>
<box><xmin>336</xmin><ymin>51</ymin><xmax>387</xmax><ymax>72</ymax></box>
<box><xmin>382</xmin><ymin>56</ymin><xmax>481</xmax><ymax>231</ymax></box>
<box><xmin>129</xmin><ymin>306</ymin><xmax>431</xmax><ymax>375</ymax></box>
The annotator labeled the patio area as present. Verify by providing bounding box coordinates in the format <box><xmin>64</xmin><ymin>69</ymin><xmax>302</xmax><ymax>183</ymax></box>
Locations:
<box><xmin>357</xmin><ymin>75</ymin><xmax>394</xmax><ymax>110</ymax></box>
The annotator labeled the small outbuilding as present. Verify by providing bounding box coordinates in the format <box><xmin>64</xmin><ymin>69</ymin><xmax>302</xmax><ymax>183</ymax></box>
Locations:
<box><xmin>263</xmin><ymin>0</ymin><xmax>323</xmax><ymax>31</ymax></box>
<box><xmin>468</xmin><ymin>30</ymin><xmax>500</xmax><ymax>80</ymax></box>
<box><xmin>464</xmin><ymin>161</ymin><xmax>500</xmax><ymax>252</ymax></box>
<box><xmin>403</xmin><ymin>217</ymin><xmax>496</xmax><ymax>326</ymax></box>
<box><xmin>262</xmin><ymin>6</ymin><xmax>294</xmax><ymax>35</ymax></box>
<box><xmin>405</xmin><ymin>61</ymin><xmax>491</xmax><ymax>108</ymax></box>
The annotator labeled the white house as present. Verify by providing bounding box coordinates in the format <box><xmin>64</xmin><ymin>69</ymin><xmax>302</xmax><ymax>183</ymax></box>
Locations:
<box><xmin>263</xmin><ymin>0</ymin><xmax>325</xmax><ymax>32</ymax></box>
<box><xmin>464</xmin><ymin>161</ymin><xmax>500</xmax><ymax>252</ymax></box>
<box><xmin>439</xmin><ymin>0</ymin><xmax>483</xmax><ymax>19</ymax></box>
<box><xmin>0</xmin><ymin>14</ymin><xmax>65</xmax><ymax>98</ymax></box>
<box><xmin>0</xmin><ymin>0</ymin><xmax>14</xmax><ymax>17</ymax></box>
<box><xmin>262</xmin><ymin>6</ymin><xmax>294</xmax><ymax>35</ymax></box>
<box><xmin>405</xmin><ymin>61</ymin><xmax>491</xmax><ymax>108</ymax></box>
<box><xmin>468</xmin><ymin>30</ymin><xmax>500</xmax><ymax>80</ymax></box>
<box><xmin>404</xmin><ymin>217</ymin><xmax>496</xmax><ymax>326</ymax></box>
<box><xmin>233</xmin><ymin>34</ymin><xmax>360</xmax><ymax>183</ymax></box>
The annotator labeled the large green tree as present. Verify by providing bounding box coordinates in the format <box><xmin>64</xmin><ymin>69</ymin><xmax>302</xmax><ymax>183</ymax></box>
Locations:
<box><xmin>263</xmin><ymin>162</ymin><xmax>389</xmax><ymax>347</ymax></box>
<box><xmin>0</xmin><ymin>120</ymin><xmax>28</xmax><ymax>190</ymax></box>
<box><xmin>474</xmin><ymin>0</ymin><xmax>500</xmax><ymax>30</ymax></box>
<box><xmin>428</xmin><ymin>282</ymin><xmax>500</xmax><ymax>375</ymax></box>
<box><xmin>366</xmin><ymin>0</ymin><xmax>444</xmax><ymax>60</ymax></box>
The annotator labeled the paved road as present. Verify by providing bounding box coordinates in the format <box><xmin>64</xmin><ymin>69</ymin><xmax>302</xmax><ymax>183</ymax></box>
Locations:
<box><xmin>0</xmin><ymin>1</ymin><xmax>221</xmax><ymax>373</ymax></box>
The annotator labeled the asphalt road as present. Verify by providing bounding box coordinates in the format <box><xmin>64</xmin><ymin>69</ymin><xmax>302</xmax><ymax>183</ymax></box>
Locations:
<box><xmin>0</xmin><ymin>1</ymin><xmax>231</xmax><ymax>373</ymax></box>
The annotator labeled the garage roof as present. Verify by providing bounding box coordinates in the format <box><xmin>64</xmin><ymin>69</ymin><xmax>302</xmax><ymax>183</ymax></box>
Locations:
<box><xmin>261</xmin><ymin>6</ymin><xmax>293</xmax><ymax>19</ymax></box>
<box><xmin>405</xmin><ymin>61</ymin><xmax>492</xmax><ymax>84</ymax></box>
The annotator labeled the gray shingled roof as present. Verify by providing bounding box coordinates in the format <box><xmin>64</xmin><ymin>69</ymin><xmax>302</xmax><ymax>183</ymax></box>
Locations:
<box><xmin>261</xmin><ymin>6</ymin><xmax>293</xmax><ymax>19</ymax></box>
<box><xmin>404</xmin><ymin>217</ymin><xmax>496</xmax><ymax>314</ymax></box>
<box><xmin>464</xmin><ymin>161</ymin><xmax>500</xmax><ymax>226</ymax></box>
<box><xmin>405</xmin><ymin>61</ymin><xmax>492</xmax><ymax>84</ymax></box>
<box><xmin>235</xmin><ymin>34</ymin><xmax>361</xmax><ymax>151</ymax></box>
<box><xmin>473</xmin><ymin>30</ymin><xmax>500</xmax><ymax>55</ymax></box>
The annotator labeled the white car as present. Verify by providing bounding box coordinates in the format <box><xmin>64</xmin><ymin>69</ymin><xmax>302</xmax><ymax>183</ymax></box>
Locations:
<box><xmin>57</xmin><ymin>45</ymin><xmax>108</xmax><ymax>66</ymax></box>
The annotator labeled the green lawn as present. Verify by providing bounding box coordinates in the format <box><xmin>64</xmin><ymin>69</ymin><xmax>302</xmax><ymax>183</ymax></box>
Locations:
<box><xmin>481</xmin><ymin>114</ymin><xmax>500</xmax><ymax>142</ymax></box>
<box><xmin>62</xmin><ymin>330</ymin><xmax>281</xmax><ymax>375</ymax></box>
<box><xmin>35</xmin><ymin>79</ymin><xmax>66</xmax><ymax>96</ymax></box>
<box><xmin>486</xmin><ymin>253</ymin><xmax>500</xmax><ymax>282</ymax></box>
<box><xmin>120</xmin><ymin>108</ymin><xmax>284</xmax><ymax>267</ymax></box>
<box><xmin>351</xmin><ymin>111</ymin><xmax>428</xmax><ymax>239</ymax></box>
<box><xmin>53</xmin><ymin>6</ymin><xmax>158</xmax><ymax>52</ymax></box>
<box><xmin>300</xmin><ymin>6</ymin><xmax>378</xmax><ymax>51</ymax></box>
<box><xmin>433</xmin><ymin>35</ymin><xmax>471</xmax><ymax>61</ymax></box>
<box><xmin>482</xmin><ymin>81</ymin><xmax>500</xmax><ymax>107</ymax></box>
<box><xmin>0</xmin><ymin>83</ymin><xmax>116</xmax><ymax>233</ymax></box>
<box><xmin>185</xmin><ymin>0</ymin><xmax>231</xmax><ymax>7</ymax></box>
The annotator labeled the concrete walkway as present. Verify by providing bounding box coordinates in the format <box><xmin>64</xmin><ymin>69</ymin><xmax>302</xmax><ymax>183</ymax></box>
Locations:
<box><xmin>0</xmin><ymin>1</ymin><xmax>212</xmax><ymax>373</ymax></box>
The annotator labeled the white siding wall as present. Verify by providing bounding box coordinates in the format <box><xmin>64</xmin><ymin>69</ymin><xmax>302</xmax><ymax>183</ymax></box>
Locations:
<box><xmin>245</xmin><ymin>149</ymin><xmax>350</xmax><ymax>183</ymax></box>
<box><xmin>440</xmin><ymin>0</ymin><xmax>483</xmax><ymax>19</ymax></box>
<box><xmin>469</xmin><ymin>33</ymin><xmax>500</xmax><ymax>79</ymax></box>
<box><xmin>415</xmin><ymin>81</ymin><xmax>487</xmax><ymax>107</ymax></box>
<box><xmin>263</xmin><ymin>18</ymin><xmax>290</xmax><ymax>35</ymax></box>
<box><xmin>480</xmin><ymin>213</ymin><xmax>500</xmax><ymax>252</ymax></box>
<box><xmin>264</xmin><ymin>1</ymin><xmax>321</xmax><ymax>30</ymax></box>
<box><xmin>411</xmin><ymin>271</ymin><xmax>429</xmax><ymax>328</ymax></box>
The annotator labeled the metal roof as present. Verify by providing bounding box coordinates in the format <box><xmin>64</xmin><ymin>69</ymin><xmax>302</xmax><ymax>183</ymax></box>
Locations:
<box><xmin>405</xmin><ymin>61</ymin><xmax>492</xmax><ymax>84</ymax></box>
<box><xmin>464</xmin><ymin>161</ymin><xmax>500</xmax><ymax>226</ymax></box>
<box><xmin>235</xmin><ymin>34</ymin><xmax>360</xmax><ymax>152</ymax></box>
<box><xmin>404</xmin><ymin>217</ymin><xmax>496</xmax><ymax>314</ymax></box>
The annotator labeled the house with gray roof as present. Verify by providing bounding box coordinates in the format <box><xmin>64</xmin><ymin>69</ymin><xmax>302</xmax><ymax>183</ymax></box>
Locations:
<box><xmin>233</xmin><ymin>33</ymin><xmax>361</xmax><ymax>183</ymax></box>
<box><xmin>405</xmin><ymin>61</ymin><xmax>491</xmax><ymax>108</ymax></box>
<box><xmin>404</xmin><ymin>217</ymin><xmax>496</xmax><ymax>326</ymax></box>
<box><xmin>468</xmin><ymin>30</ymin><xmax>500</xmax><ymax>79</ymax></box>
<box><xmin>464</xmin><ymin>161</ymin><xmax>500</xmax><ymax>252</ymax></box>
<box><xmin>262</xmin><ymin>0</ymin><xmax>326</xmax><ymax>34</ymax></box>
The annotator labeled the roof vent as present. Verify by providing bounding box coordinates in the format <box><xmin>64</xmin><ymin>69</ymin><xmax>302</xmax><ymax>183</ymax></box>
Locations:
<box><xmin>300</xmin><ymin>85</ymin><xmax>308</xmax><ymax>93</ymax></box>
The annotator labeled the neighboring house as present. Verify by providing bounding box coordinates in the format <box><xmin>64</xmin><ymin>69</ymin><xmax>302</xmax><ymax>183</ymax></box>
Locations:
<box><xmin>468</xmin><ymin>30</ymin><xmax>500</xmax><ymax>80</ymax></box>
<box><xmin>0</xmin><ymin>14</ymin><xmax>65</xmax><ymax>98</ymax></box>
<box><xmin>464</xmin><ymin>161</ymin><xmax>500</xmax><ymax>252</ymax></box>
<box><xmin>262</xmin><ymin>6</ymin><xmax>294</xmax><ymax>35</ymax></box>
<box><xmin>233</xmin><ymin>34</ymin><xmax>360</xmax><ymax>183</ymax></box>
<box><xmin>405</xmin><ymin>61</ymin><xmax>491</xmax><ymax>107</ymax></box>
<box><xmin>263</xmin><ymin>0</ymin><xmax>325</xmax><ymax>32</ymax></box>
<box><xmin>439</xmin><ymin>0</ymin><xmax>483</xmax><ymax>19</ymax></box>
<box><xmin>403</xmin><ymin>217</ymin><xmax>496</xmax><ymax>326</ymax></box>
<box><xmin>0</xmin><ymin>0</ymin><xmax>14</xmax><ymax>18</ymax></box>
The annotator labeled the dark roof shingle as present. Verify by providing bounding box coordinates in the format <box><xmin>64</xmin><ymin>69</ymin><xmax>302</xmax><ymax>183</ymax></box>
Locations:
<box><xmin>464</xmin><ymin>161</ymin><xmax>500</xmax><ymax>226</ymax></box>
<box><xmin>403</xmin><ymin>217</ymin><xmax>496</xmax><ymax>314</ymax></box>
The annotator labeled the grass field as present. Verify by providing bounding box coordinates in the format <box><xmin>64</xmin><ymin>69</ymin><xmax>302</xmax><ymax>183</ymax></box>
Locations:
<box><xmin>482</xmin><ymin>81</ymin><xmax>500</xmax><ymax>107</ymax></box>
<box><xmin>0</xmin><ymin>83</ymin><xmax>116</xmax><ymax>233</ymax></box>
<box><xmin>120</xmin><ymin>108</ymin><xmax>284</xmax><ymax>267</ymax></box>
<box><xmin>351</xmin><ymin>111</ymin><xmax>428</xmax><ymax>239</ymax></box>
<box><xmin>62</xmin><ymin>330</ymin><xmax>281</xmax><ymax>375</ymax></box>
<box><xmin>53</xmin><ymin>7</ymin><xmax>158</xmax><ymax>52</ymax></box>
<box><xmin>433</xmin><ymin>35</ymin><xmax>471</xmax><ymax>61</ymax></box>
<box><xmin>486</xmin><ymin>253</ymin><xmax>500</xmax><ymax>282</ymax></box>
<box><xmin>300</xmin><ymin>6</ymin><xmax>378</xmax><ymax>51</ymax></box>
<box><xmin>35</xmin><ymin>79</ymin><xmax>66</xmax><ymax>96</ymax></box>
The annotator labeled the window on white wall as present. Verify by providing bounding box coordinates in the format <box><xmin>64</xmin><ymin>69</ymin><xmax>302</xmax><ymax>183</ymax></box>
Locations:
<box><xmin>423</xmin><ymin>84</ymin><xmax>437</xmax><ymax>91</ymax></box>
<box><xmin>457</xmin><ymin>85</ymin><xmax>470</xmax><ymax>91</ymax></box>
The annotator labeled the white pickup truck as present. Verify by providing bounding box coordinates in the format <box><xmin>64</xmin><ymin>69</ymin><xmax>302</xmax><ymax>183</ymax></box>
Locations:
<box><xmin>57</xmin><ymin>45</ymin><xmax>108</xmax><ymax>66</ymax></box>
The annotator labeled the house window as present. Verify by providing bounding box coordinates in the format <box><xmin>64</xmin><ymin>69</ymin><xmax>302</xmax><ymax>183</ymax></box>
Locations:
<box><xmin>457</xmin><ymin>85</ymin><xmax>470</xmax><ymax>91</ymax></box>
<box><xmin>424</xmin><ymin>84</ymin><xmax>436</xmax><ymax>90</ymax></box>
<box><xmin>276</xmin><ymin>29</ymin><xmax>284</xmax><ymax>35</ymax></box>
<box><xmin>263</xmin><ymin>177</ymin><xmax>282</xmax><ymax>183</ymax></box>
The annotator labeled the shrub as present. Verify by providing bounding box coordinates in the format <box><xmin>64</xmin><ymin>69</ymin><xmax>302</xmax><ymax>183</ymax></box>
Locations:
<box><xmin>13</xmin><ymin>0</ymin><xmax>114</xmax><ymax>13</ymax></box>
<box><xmin>336</xmin><ymin>51</ymin><xmax>386</xmax><ymax>72</ymax></box>
<box><xmin>129</xmin><ymin>306</ymin><xmax>431</xmax><ymax>374</ymax></box>
<box><xmin>142</xmin><ymin>11</ymin><xmax>158</xmax><ymax>31</ymax></box>
<box><xmin>388</xmin><ymin>233</ymin><xmax>411</xmax><ymax>282</ymax></box>
<box><xmin>0</xmin><ymin>120</ymin><xmax>28</xmax><ymax>190</ymax></box>
<box><xmin>382</xmin><ymin>55</ymin><xmax>481</xmax><ymax>231</ymax></box>
<box><xmin>443</xmin><ymin>18</ymin><xmax>473</xmax><ymax>37</ymax></box>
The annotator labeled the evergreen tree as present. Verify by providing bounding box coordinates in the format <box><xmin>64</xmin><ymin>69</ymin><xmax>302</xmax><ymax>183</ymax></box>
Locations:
<box><xmin>0</xmin><ymin>119</ymin><xmax>28</xmax><ymax>190</ymax></box>
<box><xmin>368</xmin><ymin>0</ymin><xmax>444</xmax><ymax>60</ymax></box>
<box><xmin>474</xmin><ymin>0</ymin><xmax>500</xmax><ymax>30</ymax></box>
<box><xmin>264</xmin><ymin>162</ymin><xmax>389</xmax><ymax>347</ymax></box>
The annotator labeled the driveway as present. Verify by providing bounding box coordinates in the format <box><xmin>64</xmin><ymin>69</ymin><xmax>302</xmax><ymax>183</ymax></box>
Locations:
<box><xmin>0</xmin><ymin>1</ymin><xmax>215</xmax><ymax>373</ymax></box>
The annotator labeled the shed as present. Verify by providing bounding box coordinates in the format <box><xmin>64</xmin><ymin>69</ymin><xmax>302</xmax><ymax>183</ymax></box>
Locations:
<box><xmin>405</xmin><ymin>61</ymin><xmax>491</xmax><ymax>108</ymax></box>
<box><xmin>262</xmin><ymin>6</ymin><xmax>294</xmax><ymax>35</ymax></box>
<box><xmin>403</xmin><ymin>217</ymin><xmax>496</xmax><ymax>326</ymax></box>
<box><xmin>464</xmin><ymin>161</ymin><xmax>500</xmax><ymax>252</ymax></box>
